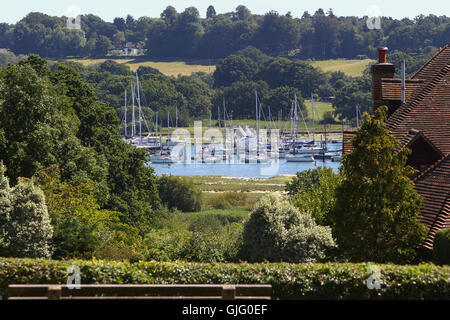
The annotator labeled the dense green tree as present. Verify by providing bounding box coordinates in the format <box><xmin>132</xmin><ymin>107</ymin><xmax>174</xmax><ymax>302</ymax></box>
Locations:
<box><xmin>0</xmin><ymin>58</ymin><xmax>108</xmax><ymax>196</ymax></box>
<box><xmin>263</xmin><ymin>86</ymin><xmax>306</xmax><ymax>118</ymax></box>
<box><xmin>93</xmin><ymin>35</ymin><xmax>112</xmax><ymax>57</ymax></box>
<box><xmin>98</xmin><ymin>60</ymin><xmax>132</xmax><ymax>76</ymax></box>
<box><xmin>258</xmin><ymin>58</ymin><xmax>326</xmax><ymax>96</ymax></box>
<box><xmin>216</xmin><ymin>81</ymin><xmax>269</xmax><ymax>119</ymax></box>
<box><xmin>330</xmin><ymin>107</ymin><xmax>427</xmax><ymax>263</ymax></box>
<box><xmin>291</xmin><ymin>168</ymin><xmax>342</xmax><ymax>226</ymax></box>
<box><xmin>332</xmin><ymin>73</ymin><xmax>372</xmax><ymax>120</ymax></box>
<box><xmin>206</xmin><ymin>5</ymin><xmax>216</xmax><ymax>19</ymax></box>
<box><xmin>213</xmin><ymin>54</ymin><xmax>258</xmax><ymax>87</ymax></box>
<box><xmin>158</xmin><ymin>176</ymin><xmax>202</xmax><ymax>212</ymax></box>
<box><xmin>255</xmin><ymin>11</ymin><xmax>301</xmax><ymax>55</ymax></box>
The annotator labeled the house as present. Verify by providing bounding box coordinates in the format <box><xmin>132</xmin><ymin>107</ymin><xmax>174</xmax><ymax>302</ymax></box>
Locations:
<box><xmin>343</xmin><ymin>45</ymin><xmax>450</xmax><ymax>258</ymax></box>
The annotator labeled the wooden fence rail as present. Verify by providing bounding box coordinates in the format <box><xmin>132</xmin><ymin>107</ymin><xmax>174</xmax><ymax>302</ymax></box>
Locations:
<box><xmin>8</xmin><ymin>284</ymin><xmax>272</xmax><ymax>300</ymax></box>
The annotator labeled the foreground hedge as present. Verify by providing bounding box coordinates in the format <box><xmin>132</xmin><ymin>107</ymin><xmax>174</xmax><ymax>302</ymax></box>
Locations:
<box><xmin>0</xmin><ymin>258</ymin><xmax>449</xmax><ymax>299</ymax></box>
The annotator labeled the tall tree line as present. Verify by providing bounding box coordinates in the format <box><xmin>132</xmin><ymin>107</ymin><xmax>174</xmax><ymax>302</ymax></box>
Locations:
<box><xmin>0</xmin><ymin>8</ymin><xmax>449</xmax><ymax>59</ymax></box>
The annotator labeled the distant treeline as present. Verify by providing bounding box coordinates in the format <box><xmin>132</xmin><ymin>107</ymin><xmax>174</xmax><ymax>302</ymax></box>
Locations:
<box><xmin>0</xmin><ymin>6</ymin><xmax>449</xmax><ymax>59</ymax></box>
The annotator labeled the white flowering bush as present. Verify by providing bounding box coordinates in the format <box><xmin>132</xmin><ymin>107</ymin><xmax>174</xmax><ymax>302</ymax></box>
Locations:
<box><xmin>240</xmin><ymin>194</ymin><xmax>336</xmax><ymax>263</ymax></box>
<box><xmin>0</xmin><ymin>163</ymin><xmax>53</xmax><ymax>258</ymax></box>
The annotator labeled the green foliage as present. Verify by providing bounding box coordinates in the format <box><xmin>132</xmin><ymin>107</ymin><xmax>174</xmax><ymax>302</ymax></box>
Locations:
<box><xmin>0</xmin><ymin>163</ymin><xmax>12</xmax><ymax>253</ymax></box>
<box><xmin>182</xmin><ymin>223</ymin><xmax>243</xmax><ymax>263</ymax></box>
<box><xmin>98</xmin><ymin>60</ymin><xmax>132</xmax><ymax>75</ymax></box>
<box><xmin>158</xmin><ymin>175</ymin><xmax>202</xmax><ymax>212</ymax></box>
<box><xmin>285</xmin><ymin>169</ymin><xmax>322</xmax><ymax>196</ymax></box>
<box><xmin>330</xmin><ymin>107</ymin><xmax>427</xmax><ymax>264</ymax></box>
<box><xmin>145</xmin><ymin>229</ymin><xmax>191</xmax><ymax>261</ymax></box>
<box><xmin>433</xmin><ymin>229</ymin><xmax>450</xmax><ymax>265</ymax></box>
<box><xmin>290</xmin><ymin>168</ymin><xmax>342</xmax><ymax>226</ymax></box>
<box><xmin>240</xmin><ymin>195</ymin><xmax>336</xmax><ymax>263</ymax></box>
<box><xmin>2</xmin><ymin>10</ymin><xmax>449</xmax><ymax>61</ymax></box>
<box><xmin>1</xmin><ymin>258</ymin><xmax>449</xmax><ymax>300</ymax></box>
<box><xmin>213</xmin><ymin>54</ymin><xmax>258</xmax><ymax>87</ymax></box>
<box><xmin>206</xmin><ymin>192</ymin><xmax>249</xmax><ymax>210</ymax></box>
<box><xmin>0</xmin><ymin>166</ymin><xmax>53</xmax><ymax>259</ymax></box>
<box><xmin>35</xmin><ymin>168</ymin><xmax>146</xmax><ymax>262</ymax></box>
<box><xmin>332</xmin><ymin>73</ymin><xmax>372</xmax><ymax>120</ymax></box>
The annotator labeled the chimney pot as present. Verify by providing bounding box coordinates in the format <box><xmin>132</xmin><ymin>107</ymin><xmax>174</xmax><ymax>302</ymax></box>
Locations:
<box><xmin>378</xmin><ymin>46</ymin><xmax>388</xmax><ymax>63</ymax></box>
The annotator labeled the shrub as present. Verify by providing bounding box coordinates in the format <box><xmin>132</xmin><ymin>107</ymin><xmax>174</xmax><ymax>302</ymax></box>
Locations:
<box><xmin>240</xmin><ymin>195</ymin><xmax>336</xmax><ymax>263</ymax></box>
<box><xmin>291</xmin><ymin>168</ymin><xmax>341</xmax><ymax>226</ymax></box>
<box><xmin>1</xmin><ymin>174</ymin><xmax>53</xmax><ymax>259</ymax></box>
<box><xmin>0</xmin><ymin>258</ymin><xmax>449</xmax><ymax>300</ymax></box>
<box><xmin>285</xmin><ymin>168</ymin><xmax>323</xmax><ymax>196</ymax></box>
<box><xmin>433</xmin><ymin>228</ymin><xmax>450</xmax><ymax>265</ymax></box>
<box><xmin>158</xmin><ymin>176</ymin><xmax>202</xmax><ymax>212</ymax></box>
<box><xmin>182</xmin><ymin>223</ymin><xmax>243</xmax><ymax>263</ymax></box>
<box><xmin>144</xmin><ymin>229</ymin><xmax>191</xmax><ymax>261</ymax></box>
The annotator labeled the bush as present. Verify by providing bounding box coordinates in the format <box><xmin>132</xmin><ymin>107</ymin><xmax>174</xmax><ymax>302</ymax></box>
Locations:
<box><xmin>240</xmin><ymin>195</ymin><xmax>336</xmax><ymax>263</ymax></box>
<box><xmin>182</xmin><ymin>223</ymin><xmax>243</xmax><ymax>263</ymax></box>
<box><xmin>0</xmin><ymin>163</ymin><xmax>53</xmax><ymax>259</ymax></box>
<box><xmin>291</xmin><ymin>168</ymin><xmax>341</xmax><ymax>226</ymax></box>
<box><xmin>158</xmin><ymin>176</ymin><xmax>202</xmax><ymax>212</ymax></box>
<box><xmin>433</xmin><ymin>228</ymin><xmax>450</xmax><ymax>265</ymax></box>
<box><xmin>144</xmin><ymin>229</ymin><xmax>191</xmax><ymax>261</ymax></box>
<box><xmin>0</xmin><ymin>258</ymin><xmax>449</xmax><ymax>300</ymax></box>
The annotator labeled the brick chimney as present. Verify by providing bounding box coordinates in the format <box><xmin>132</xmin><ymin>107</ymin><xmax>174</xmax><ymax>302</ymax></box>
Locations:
<box><xmin>372</xmin><ymin>46</ymin><xmax>395</xmax><ymax>112</ymax></box>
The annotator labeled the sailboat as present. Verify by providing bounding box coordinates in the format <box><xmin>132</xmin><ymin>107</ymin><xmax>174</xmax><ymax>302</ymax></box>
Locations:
<box><xmin>286</xmin><ymin>94</ymin><xmax>315</xmax><ymax>162</ymax></box>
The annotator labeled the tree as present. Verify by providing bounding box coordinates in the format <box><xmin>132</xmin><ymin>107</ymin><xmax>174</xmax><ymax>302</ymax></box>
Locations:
<box><xmin>4</xmin><ymin>177</ymin><xmax>53</xmax><ymax>259</ymax></box>
<box><xmin>332</xmin><ymin>74</ymin><xmax>372</xmax><ymax>120</ymax></box>
<box><xmin>0</xmin><ymin>57</ymin><xmax>108</xmax><ymax>193</ymax></box>
<box><xmin>158</xmin><ymin>176</ymin><xmax>202</xmax><ymax>212</ymax></box>
<box><xmin>93</xmin><ymin>35</ymin><xmax>112</xmax><ymax>57</ymax></box>
<box><xmin>290</xmin><ymin>167</ymin><xmax>342</xmax><ymax>226</ymax></box>
<box><xmin>206</xmin><ymin>5</ymin><xmax>216</xmax><ymax>19</ymax></box>
<box><xmin>330</xmin><ymin>107</ymin><xmax>427</xmax><ymax>263</ymax></box>
<box><xmin>239</xmin><ymin>195</ymin><xmax>336</xmax><ymax>263</ymax></box>
<box><xmin>264</xmin><ymin>86</ymin><xmax>306</xmax><ymax>118</ymax></box>
<box><xmin>213</xmin><ymin>54</ymin><xmax>258</xmax><ymax>87</ymax></box>
<box><xmin>255</xmin><ymin>11</ymin><xmax>301</xmax><ymax>54</ymax></box>
<box><xmin>0</xmin><ymin>163</ymin><xmax>12</xmax><ymax>254</ymax></box>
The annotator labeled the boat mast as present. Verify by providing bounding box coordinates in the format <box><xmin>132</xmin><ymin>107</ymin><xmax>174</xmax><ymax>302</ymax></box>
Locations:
<box><xmin>311</xmin><ymin>93</ymin><xmax>315</xmax><ymax>143</ymax></box>
<box><xmin>124</xmin><ymin>89</ymin><xmax>127</xmax><ymax>138</ymax></box>
<box><xmin>131</xmin><ymin>83</ymin><xmax>136</xmax><ymax>138</ymax></box>
<box><xmin>256</xmin><ymin>91</ymin><xmax>259</xmax><ymax>155</ymax></box>
<box><xmin>136</xmin><ymin>73</ymin><xmax>142</xmax><ymax>142</ymax></box>
<box><xmin>223</xmin><ymin>98</ymin><xmax>227</xmax><ymax>151</ymax></box>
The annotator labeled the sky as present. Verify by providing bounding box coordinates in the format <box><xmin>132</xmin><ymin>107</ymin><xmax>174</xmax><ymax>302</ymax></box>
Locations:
<box><xmin>1</xmin><ymin>0</ymin><xmax>450</xmax><ymax>24</ymax></box>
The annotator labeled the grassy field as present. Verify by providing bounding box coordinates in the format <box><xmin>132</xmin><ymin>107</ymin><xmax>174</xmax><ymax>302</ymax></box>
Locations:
<box><xmin>308</xmin><ymin>59</ymin><xmax>374</xmax><ymax>77</ymax></box>
<box><xmin>67</xmin><ymin>57</ymin><xmax>215</xmax><ymax>76</ymax></box>
<box><xmin>191</xmin><ymin>175</ymin><xmax>292</xmax><ymax>193</ymax></box>
<box><xmin>67</xmin><ymin>57</ymin><xmax>372</xmax><ymax>77</ymax></box>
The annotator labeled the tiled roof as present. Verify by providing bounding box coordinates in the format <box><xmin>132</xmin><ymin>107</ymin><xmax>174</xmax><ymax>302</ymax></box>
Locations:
<box><xmin>342</xmin><ymin>130</ymin><xmax>357</xmax><ymax>154</ymax></box>
<box><xmin>412</xmin><ymin>44</ymin><xmax>450</xmax><ymax>81</ymax></box>
<box><xmin>399</xmin><ymin>128</ymin><xmax>444</xmax><ymax>156</ymax></box>
<box><xmin>414</xmin><ymin>155</ymin><xmax>450</xmax><ymax>250</ymax></box>
<box><xmin>381</xmin><ymin>78</ymin><xmax>425</xmax><ymax>101</ymax></box>
<box><xmin>386</xmin><ymin>64</ymin><xmax>450</xmax><ymax>155</ymax></box>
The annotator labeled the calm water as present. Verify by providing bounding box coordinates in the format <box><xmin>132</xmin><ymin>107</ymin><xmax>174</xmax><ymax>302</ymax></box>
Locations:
<box><xmin>148</xmin><ymin>143</ymin><xmax>342</xmax><ymax>178</ymax></box>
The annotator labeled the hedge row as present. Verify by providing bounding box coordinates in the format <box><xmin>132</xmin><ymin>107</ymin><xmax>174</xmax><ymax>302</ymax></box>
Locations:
<box><xmin>0</xmin><ymin>258</ymin><xmax>449</xmax><ymax>299</ymax></box>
